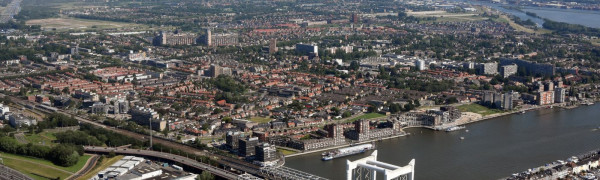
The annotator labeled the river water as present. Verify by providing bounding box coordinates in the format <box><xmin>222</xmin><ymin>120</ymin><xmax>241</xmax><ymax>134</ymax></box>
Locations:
<box><xmin>449</xmin><ymin>0</ymin><xmax>600</xmax><ymax>28</ymax></box>
<box><xmin>285</xmin><ymin>103</ymin><xmax>600</xmax><ymax>180</ymax></box>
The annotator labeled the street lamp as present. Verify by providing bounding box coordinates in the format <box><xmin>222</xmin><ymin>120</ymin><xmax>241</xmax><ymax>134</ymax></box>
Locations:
<box><xmin>149</xmin><ymin>118</ymin><xmax>153</xmax><ymax>150</ymax></box>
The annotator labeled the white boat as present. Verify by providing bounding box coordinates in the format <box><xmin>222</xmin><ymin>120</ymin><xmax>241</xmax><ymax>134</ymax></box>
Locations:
<box><xmin>445</xmin><ymin>126</ymin><xmax>466</xmax><ymax>132</ymax></box>
<box><xmin>460</xmin><ymin>137</ymin><xmax>465</xmax><ymax>140</ymax></box>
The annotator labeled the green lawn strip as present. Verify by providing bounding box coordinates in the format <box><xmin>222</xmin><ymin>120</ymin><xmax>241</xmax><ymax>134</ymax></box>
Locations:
<box><xmin>249</xmin><ymin>117</ymin><xmax>272</xmax><ymax>123</ymax></box>
<box><xmin>277</xmin><ymin>148</ymin><xmax>298</xmax><ymax>155</ymax></box>
<box><xmin>347</xmin><ymin>113</ymin><xmax>386</xmax><ymax>122</ymax></box>
<box><xmin>24</xmin><ymin>132</ymin><xmax>57</xmax><ymax>146</ymax></box>
<box><xmin>0</xmin><ymin>153</ymin><xmax>90</xmax><ymax>173</ymax></box>
<box><xmin>0</xmin><ymin>155</ymin><xmax>72</xmax><ymax>180</ymax></box>
<box><xmin>457</xmin><ymin>104</ymin><xmax>503</xmax><ymax>116</ymax></box>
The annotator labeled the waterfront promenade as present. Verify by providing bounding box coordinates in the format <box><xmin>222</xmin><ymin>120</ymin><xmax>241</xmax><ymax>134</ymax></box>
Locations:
<box><xmin>284</xmin><ymin>132</ymin><xmax>409</xmax><ymax>158</ymax></box>
<box><xmin>435</xmin><ymin>102</ymin><xmax>576</xmax><ymax>130</ymax></box>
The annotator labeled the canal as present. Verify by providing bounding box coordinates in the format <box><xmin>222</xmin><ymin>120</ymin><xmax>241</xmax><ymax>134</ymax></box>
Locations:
<box><xmin>285</xmin><ymin>103</ymin><xmax>600</xmax><ymax>180</ymax></box>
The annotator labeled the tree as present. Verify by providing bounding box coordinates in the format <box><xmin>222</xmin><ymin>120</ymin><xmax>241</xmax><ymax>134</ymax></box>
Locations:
<box><xmin>389</xmin><ymin>103</ymin><xmax>402</xmax><ymax>113</ymax></box>
<box><xmin>222</xmin><ymin>117</ymin><xmax>233</xmax><ymax>123</ymax></box>
<box><xmin>212</xmin><ymin>108</ymin><xmax>223</xmax><ymax>114</ymax></box>
<box><xmin>49</xmin><ymin>144</ymin><xmax>80</xmax><ymax>167</ymax></box>
<box><xmin>108</xmin><ymin>151</ymin><xmax>116</xmax><ymax>158</ymax></box>
<box><xmin>198</xmin><ymin>171</ymin><xmax>215</xmax><ymax>180</ymax></box>
<box><xmin>330</xmin><ymin>107</ymin><xmax>341</xmax><ymax>116</ymax></box>
<box><xmin>349</xmin><ymin>61</ymin><xmax>360</xmax><ymax>71</ymax></box>
<box><xmin>342</xmin><ymin>111</ymin><xmax>352</xmax><ymax>118</ymax></box>
<box><xmin>446</xmin><ymin>97</ymin><xmax>459</xmax><ymax>104</ymax></box>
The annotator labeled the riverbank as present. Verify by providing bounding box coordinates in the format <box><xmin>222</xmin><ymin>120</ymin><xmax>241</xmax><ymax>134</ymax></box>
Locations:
<box><xmin>283</xmin><ymin>132</ymin><xmax>409</xmax><ymax>158</ymax></box>
<box><xmin>435</xmin><ymin>102</ymin><xmax>584</xmax><ymax>130</ymax></box>
<box><xmin>283</xmin><ymin>100</ymin><xmax>596</xmax><ymax>159</ymax></box>
<box><xmin>502</xmin><ymin>148</ymin><xmax>600</xmax><ymax>180</ymax></box>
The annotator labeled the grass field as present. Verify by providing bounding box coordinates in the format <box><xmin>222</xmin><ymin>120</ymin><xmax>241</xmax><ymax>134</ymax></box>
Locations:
<box><xmin>249</xmin><ymin>117</ymin><xmax>272</xmax><ymax>123</ymax></box>
<box><xmin>409</xmin><ymin>11</ymin><xmax>487</xmax><ymax>22</ymax></box>
<box><xmin>79</xmin><ymin>155</ymin><xmax>123</xmax><ymax>180</ymax></box>
<box><xmin>26</xmin><ymin>18</ymin><xmax>146</xmax><ymax>31</ymax></box>
<box><xmin>277</xmin><ymin>148</ymin><xmax>298</xmax><ymax>156</ymax></box>
<box><xmin>457</xmin><ymin>103</ymin><xmax>503</xmax><ymax>116</ymax></box>
<box><xmin>1</xmin><ymin>157</ymin><xmax>71</xmax><ymax>180</ymax></box>
<box><xmin>0</xmin><ymin>153</ymin><xmax>91</xmax><ymax>180</ymax></box>
<box><xmin>347</xmin><ymin>113</ymin><xmax>386</xmax><ymax>122</ymax></box>
<box><xmin>590</xmin><ymin>39</ymin><xmax>600</xmax><ymax>46</ymax></box>
<box><xmin>491</xmin><ymin>14</ymin><xmax>552</xmax><ymax>34</ymax></box>
<box><xmin>24</xmin><ymin>132</ymin><xmax>57</xmax><ymax>146</ymax></box>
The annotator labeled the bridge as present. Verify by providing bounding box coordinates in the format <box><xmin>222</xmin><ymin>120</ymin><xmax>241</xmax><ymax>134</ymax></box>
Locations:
<box><xmin>260</xmin><ymin>166</ymin><xmax>329</xmax><ymax>180</ymax></box>
<box><xmin>84</xmin><ymin>146</ymin><xmax>241</xmax><ymax>180</ymax></box>
<box><xmin>347</xmin><ymin>151</ymin><xmax>415</xmax><ymax>180</ymax></box>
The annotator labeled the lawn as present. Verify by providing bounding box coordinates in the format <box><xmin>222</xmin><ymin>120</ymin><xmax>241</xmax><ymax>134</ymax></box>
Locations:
<box><xmin>347</xmin><ymin>113</ymin><xmax>386</xmax><ymax>122</ymax></box>
<box><xmin>0</xmin><ymin>153</ymin><xmax>91</xmax><ymax>173</ymax></box>
<box><xmin>492</xmin><ymin>14</ymin><xmax>551</xmax><ymax>34</ymax></box>
<box><xmin>1</xmin><ymin>157</ymin><xmax>71</xmax><ymax>180</ymax></box>
<box><xmin>24</xmin><ymin>132</ymin><xmax>57</xmax><ymax>146</ymax></box>
<box><xmin>249</xmin><ymin>117</ymin><xmax>272</xmax><ymax>123</ymax></box>
<box><xmin>457</xmin><ymin>103</ymin><xmax>503</xmax><ymax>116</ymax></box>
<box><xmin>79</xmin><ymin>155</ymin><xmax>124</xmax><ymax>180</ymax></box>
<box><xmin>277</xmin><ymin>148</ymin><xmax>298</xmax><ymax>156</ymax></box>
<box><xmin>591</xmin><ymin>39</ymin><xmax>600</xmax><ymax>46</ymax></box>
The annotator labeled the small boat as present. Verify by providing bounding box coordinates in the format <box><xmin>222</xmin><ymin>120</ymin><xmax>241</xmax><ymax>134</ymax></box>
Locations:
<box><xmin>445</xmin><ymin>126</ymin><xmax>466</xmax><ymax>132</ymax></box>
<box><xmin>460</xmin><ymin>137</ymin><xmax>465</xmax><ymax>140</ymax></box>
<box><xmin>465</xmin><ymin>129</ymin><xmax>469</xmax><ymax>132</ymax></box>
<box><xmin>520</xmin><ymin>111</ymin><xmax>526</xmax><ymax>114</ymax></box>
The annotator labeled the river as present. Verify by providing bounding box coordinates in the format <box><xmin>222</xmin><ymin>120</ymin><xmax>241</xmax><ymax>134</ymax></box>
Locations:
<box><xmin>449</xmin><ymin>0</ymin><xmax>600</xmax><ymax>28</ymax></box>
<box><xmin>284</xmin><ymin>103</ymin><xmax>600</xmax><ymax>180</ymax></box>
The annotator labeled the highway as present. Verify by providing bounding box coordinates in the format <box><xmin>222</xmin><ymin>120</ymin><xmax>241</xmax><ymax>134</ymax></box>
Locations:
<box><xmin>84</xmin><ymin>146</ymin><xmax>240</xmax><ymax>180</ymax></box>
<box><xmin>67</xmin><ymin>155</ymin><xmax>100</xmax><ymax>180</ymax></box>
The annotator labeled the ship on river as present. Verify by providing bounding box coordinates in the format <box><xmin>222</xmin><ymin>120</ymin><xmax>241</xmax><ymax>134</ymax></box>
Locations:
<box><xmin>445</xmin><ymin>126</ymin><xmax>466</xmax><ymax>132</ymax></box>
<box><xmin>321</xmin><ymin>143</ymin><xmax>375</xmax><ymax>161</ymax></box>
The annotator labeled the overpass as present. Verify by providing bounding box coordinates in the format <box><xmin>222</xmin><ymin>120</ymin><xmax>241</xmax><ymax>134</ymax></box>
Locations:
<box><xmin>84</xmin><ymin>146</ymin><xmax>241</xmax><ymax>180</ymax></box>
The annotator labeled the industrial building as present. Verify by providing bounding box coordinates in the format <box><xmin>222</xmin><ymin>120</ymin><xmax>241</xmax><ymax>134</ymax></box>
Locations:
<box><xmin>91</xmin><ymin>156</ymin><xmax>197</xmax><ymax>180</ymax></box>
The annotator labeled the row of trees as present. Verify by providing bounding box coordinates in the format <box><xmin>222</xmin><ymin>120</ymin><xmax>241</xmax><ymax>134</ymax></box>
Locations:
<box><xmin>543</xmin><ymin>19</ymin><xmax>600</xmax><ymax>36</ymax></box>
<box><xmin>37</xmin><ymin>113</ymin><xmax>79</xmax><ymax>130</ymax></box>
<box><xmin>0</xmin><ymin>137</ymin><xmax>83</xmax><ymax>167</ymax></box>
